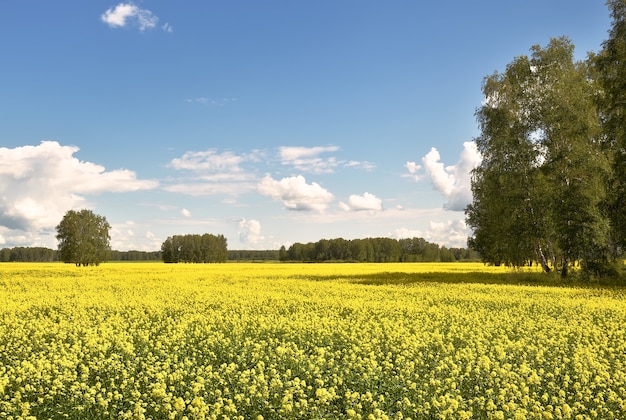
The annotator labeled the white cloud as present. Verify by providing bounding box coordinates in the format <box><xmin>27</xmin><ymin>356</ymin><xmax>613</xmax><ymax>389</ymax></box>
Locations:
<box><xmin>169</xmin><ymin>149</ymin><xmax>249</xmax><ymax>173</ymax></box>
<box><xmin>279</xmin><ymin>146</ymin><xmax>340</xmax><ymax>174</ymax></box>
<box><xmin>0</xmin><ymin>224</ymin><xmax>58</xmax><ymax>248</ymax></box>
<box><xmin>415</xmin><ymin>141</ymin><xmax>482</xmax><ymax>211</ymax></box>
<box><xmin>389</xmin><ymin>227</ymin><xmax>424</xmax><ymax>239</ymax></box>
<box><xmin>390</xmin><ymin>219</ymin><xmax>469</xmax><ymax>248</ymax></box>
<box><xmin>278</xmin><ymin>145</ymin><xmax>375</xmax><ymax>174</ymax></box>
<box><xmin>238</xmin><ymin>218</ymin><xmax>264</xmax><ymax>246</ymax></box>
<box><xmin>101</xmin><ymin>2</ymin><xmax>161</xmax><ymax>32</ymax></box>
<box><xmin>280</xmin><ymin>145</ymin><xmax>340</xmax><ymax>162</ymax></box>
<box><xmin>109</xmin><ymin>221</ymin><xmax>163</xmax><ymax>251</ymax></box>
<box><xmin>165</xmin><ymin>149</ymin><xmax>260</xmax><ymax>196</ymax></box>
<box><xmin>424</xmin><ymin>219</ymin><xmax>470</xmax><ymax>248</ymax></box>
<box><xmin>0</xmin><ymin>141</ymin><xmax>158</xmax><ymax>232</ymax></box>
<box><xmin>345</xmin><ymin>160</ymin><xmax>376</xmax><ymax>171</ymax></box>
<box><xmin>390</xmin><ymin>227</ymin><xmax>423</xmax><ymax>239</ymax></box>
<box><xmin>186</xmin><ymin>97</ymin><xmax>236</xmax><ymax>106</ymax></box>
<box><xmin>404</xmin><ymin>161</ymin><xmax>422</xmax><ymax>181</ymax></box>
<box><xmin>181</xmin><ymin>208</ymin><xmax>192</xmax><ymax>218</ymax></box>
<box><xmin>164</xmin><ymin>182</ymin><xmax>257</xmax><ymax>196</ymax></box>
<box><xmin>101</xmin><ymin>3</ymin><xmax>137</xmax><ymax>27</ymax></box>
<box><xmin>339</xmin><ymin>192</ymin><xmax>383</xmax><ymax>212</ymax></box>
<box><xmin>258</xmin><ymin>174</ymin><xmax>334</xmax><ymax>212</ymax></box>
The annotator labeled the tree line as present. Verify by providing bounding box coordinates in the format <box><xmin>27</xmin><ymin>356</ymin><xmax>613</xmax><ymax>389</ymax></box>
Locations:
<box><xmin>0</xmin><ymin>247</ymin><xmax>162</xmax><ymax>262</ymax></box>
<box><xmin>466</xmin><ymin>1</ymin><xmax>626</xmax><ymax>279</ymax></box>
<box><xmin>0</xmin><ymin>247</ymin><xmax>56</xmax><ymax>262</ymax></box>
<box><xmin>7</xmin><ymin>210</ymin><xmax>479</xmax><ymax>264</ymax></box>
<box><xmin>109</xmin><ymin>250</ymin><xmax>162</xmax><ymax>261</ymax></box>
<box><xmin>279</xmin><ymin>237</ymin><xmax>480</xmax><ymax>263</ymax></box>
<box><xmin>160</xmin><ymin>234</ymin><xmax>228</xmax><ymax>263</ymax></box>
<box><xmin>228</xmin><ymin>249</ymin><xmax>280</xmax><ymax>261</ymax></box>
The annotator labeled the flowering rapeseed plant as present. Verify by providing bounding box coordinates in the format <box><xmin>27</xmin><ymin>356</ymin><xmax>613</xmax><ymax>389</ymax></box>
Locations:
<box><xmin>0</xmin><ymin>262</ymin><xmax>624</xmax><ymax>419</ymax></box>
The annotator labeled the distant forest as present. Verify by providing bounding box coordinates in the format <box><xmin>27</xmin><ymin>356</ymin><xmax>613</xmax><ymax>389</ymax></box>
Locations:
<box><xmin>0</xmin><ymin>237</ymin><xmax>479</xmax><ymax>263</ymax></box>
<box><xmin>279</xmin><ymin>237</ymin><xmax>480</xmax><ymax>262</ymax></box>
<box><xmin>0</xmin><ymin>247</ymin><xmax>162</xmax><ymax>262</ymax></box>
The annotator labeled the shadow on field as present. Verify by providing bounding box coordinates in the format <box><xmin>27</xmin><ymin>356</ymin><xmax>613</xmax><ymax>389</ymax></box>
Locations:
<box><xmin>295</xmin><ymin>271</ymin><xmax>547</xmax><ymax>286</ymax></box>
<box><xmin>294</xmin><ymin>271</ymin><xmax>626</xmax><ymax>288</ymax></box>
<box><xmin>349</xmin><ymin>271</ymin><xmax>525</xmax><ymax>286</ymax></box>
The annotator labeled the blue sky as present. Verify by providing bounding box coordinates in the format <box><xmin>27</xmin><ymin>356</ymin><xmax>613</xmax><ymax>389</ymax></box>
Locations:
<box><xmin>0</xmin><ymin>1</ymin><xmax>612</xmax><ymax>251</ymax></box>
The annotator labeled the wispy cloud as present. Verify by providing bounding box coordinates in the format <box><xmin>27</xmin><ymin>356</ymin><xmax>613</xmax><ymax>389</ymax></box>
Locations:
<box><xmin>0</xmin><ymin>141</ymin><xmax>158</xmax><ymax>232</ymax></box>
<box><xmin>344</xmin><ymin>160</ymin><xmax>376</xmax><ymax>171</ymax></box>
<box><xmin>279</xmin><ymin>145</ymin><xmax>375</xmax><ymax>173</ymax></box>
<box><xmin>186</xmin><ymin>97</ymin><xmax>237</xmax><ymax>106</ymax></box>
<box><xmin>169</xmin><ymin>149</ymin><xmax>250</xmax><ymax>173</ymax></box>
<box><xmin>258</xmin><ymin>174</ymin><xmax>334</xmax><ymax>212</ymax></box>
<box><xmin>406</xmin><ymin>141</ymin><xmax>482</xmax><ymax>211</ymax></box>
<box><xmin>279</xmin><ymin>146</ymin><xmax>340</xmax><ymax>174</ymax></box>
<box><xmin>165</xmin><ymin>149</ymin><xmax>261</xmax><ymax>196</ymax></box>
<box><xmin>101</xmin><ymin>2</ymin><xmax>171</xmax><ymax>32</ymax></box>
<box><xmin>164</xmin><ymin>180</ymin><xmax>257</xmax><ymax>196</ymax></box>
<box><xmin>279</xmin><ymin>146</ymin><xmax>339</xmax><ymax>161</ymax></box>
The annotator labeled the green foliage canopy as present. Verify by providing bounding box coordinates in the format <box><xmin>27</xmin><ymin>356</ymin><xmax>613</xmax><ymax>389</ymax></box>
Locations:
<box><xmin>467</xmin><ymin>27</ymin><xmax>623</xmax><ymax>278</ymax></box>
<box><xmin>593</xmin><ymin>0</ymin><xmax>626</xmax><ymax>253</ymax></box>
<box><xmin>56</xmin><ymin>209</ymin><xmax>111</xmax><ymax>266</ymax></box>
<box><xmin>281</xmin><ymin>237</ymin><xmax>478</xmax><ymax>263</ymax></box>
<box><xmin>161</xmin><ymin>234</ymin><xmax>228</xmax><ymax>263</ymax></box>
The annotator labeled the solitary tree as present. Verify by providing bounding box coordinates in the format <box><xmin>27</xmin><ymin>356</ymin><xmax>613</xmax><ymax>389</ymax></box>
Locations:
<box><xmin>56</xmin><ymin>209</ymin><xmax>111</xmax><ymax>266</ymax></box>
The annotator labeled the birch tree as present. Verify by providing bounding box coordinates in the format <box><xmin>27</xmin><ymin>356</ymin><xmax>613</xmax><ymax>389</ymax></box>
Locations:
<box><xmin>467</xmin><ymin>37</ymin><xmax>611</xmax><ymax>276</ymax></box>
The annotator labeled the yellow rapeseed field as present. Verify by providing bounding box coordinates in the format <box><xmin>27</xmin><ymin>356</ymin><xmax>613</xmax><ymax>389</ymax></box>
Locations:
<box><xmin>1</xmin><ymin>262</ymin><xmax>625</xmax><ymax>419</ymax></box>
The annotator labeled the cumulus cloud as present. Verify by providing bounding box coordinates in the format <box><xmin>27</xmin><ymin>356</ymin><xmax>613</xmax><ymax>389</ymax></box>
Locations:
<box><xmin>258</xmin><ymin>174</ymin><xmax>334</xmax><ymax>212</ymax></box>
<box><xmin>410</xmin><ymin>142</ymin><xmax>482</xmax><ymax>211</ymax></box>
<box><xmin>404</xmin><ymin>161</ymin><xmax>422</xmax><ymax>181</ymax></box>
<box><xmin>390</xmin><ymin>227</ymin><xmax>423</xmax><ymax>239</ymax></box>
<box><xmin>425</xmin><ymin>219</ymin><xmax>470</xmax><ymax>248</ymax></box>
<box><xmin>339</xmin><ymin>192</ymin><xmax>383</xmax><ymax>212</ymax></box>
<box><xmin>0</xmin><ymin>228</ymin><xmax>46</xmax><ymax>248</ymax></box>
<box><xmin>109</xmin><ymin>221</ymin><xmax>163</xmax><ymax>251</ymax></box>
<box><xmin>181</xmin><ymin>208</ymin><xmax>192</xmax><ymax>218</ymax></box>
<box><xmin>0</xmin><ymin>141</ymin><xmax>158</xmax><ymax>232</ymax></box>
<box><xmin>165</xmin><ymin>149</ymin><xmax>260</xmax><ymax>196</ymax></box>
<box><xmin>390</xmin><ymin>219</ymin><xmax>470</xmax><ymax>248</ymax></box>
<box><xmin>101</xmin><ymin>2</ymin><xmax>169</xmax><ymax>32</ymax></box>
<box><xmin>238</xmin><ymin>218</ymin><xmax>264</xmax><ymax>246</ymax></box>
<box><xmin>101</xmin><ymin>3</ymin><xmax>138</xmax><ymax>27</ymax></box>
